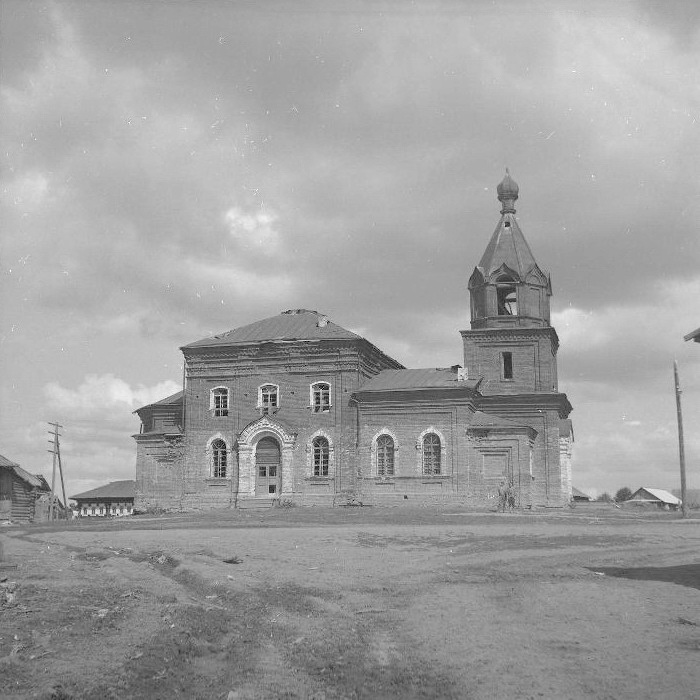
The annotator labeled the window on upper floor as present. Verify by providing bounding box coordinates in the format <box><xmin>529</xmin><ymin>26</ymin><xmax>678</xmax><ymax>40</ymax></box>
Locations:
<box><xmin>211</xmin><ymin>438</ymin><xmax>228</xmax><ymax>478</ymax></box>
<box><xmin>377</xmin><ymin>435</ymin><xmax>395</xmax><ymax>477</ymax></box>
<box><xmin>311</xmin><ymin>382</ymin><xmax>331</xmax><ymax>413</ymax></box>
<box><xmin>259</xmin><ymin>384</ymin><xmax>279</xmax><ymax>414</ymax></box>
<box><xmin>211</xmin><ymin>387</ymin><xmax>229</xmax><ymax>417</ymax></box>
<box><xmin>497</xmin><ymin>285</ymin><xmax>517</xmax><ymax>315</ymax></box>
<box><xmin>502</xmin><ymin>352</ymin><xmax>514</xmax><ymax>380</ymax></box>
<box><xmin>312</xmin><ymin>436</ymin><xmax>330</xmax><ymax>477</ymax></box>
<box><xmin>422</xmin><ymin>433</ymin><xmax>441</xmax><ymax>475</ymax></box>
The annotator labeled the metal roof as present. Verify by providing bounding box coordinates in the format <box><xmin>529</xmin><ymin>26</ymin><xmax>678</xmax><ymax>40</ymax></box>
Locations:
<box><xmin>136</xmin><ymin>391</ymin><xmax>184</xmax><ymax>413</ymax></box>
<box><xmin>71</xmin><ymin>480</ymin><xmax>136</xmax><ymax>501</ymax></box>
<box><xmin>477</xmin><ymin>213</ymin><xmax>543</xmax><ymax>281</ymax></box>
<box><xmin>684</xmin><ymin>327</ymin><xmax>700</xmax><ymax>342</ymax></box>
<box><xmin>182</xmin><ymin>310</ymin><xmax>365</xmax><ymax>349</ymax></box>
<box><xmin>357</xmin><ymin>367</ymin><xmax>481</xmax><ymax>392</ymax></box>
<box><xmin>631</xmin><ymin>487</ymin><xmax>681</xmax><ymax>505</ymax></box>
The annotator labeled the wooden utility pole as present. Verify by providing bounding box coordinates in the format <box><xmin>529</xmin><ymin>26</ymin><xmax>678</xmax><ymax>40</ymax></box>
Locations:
<box><xmin>673</xmin><ymin>361</ymin><xmax>688</xmax><ymax>518</ymax></box>
<box><xmin>47</xmin><ymin>422</ymin><xmax>65</xmax><ymax>520</ymax></box>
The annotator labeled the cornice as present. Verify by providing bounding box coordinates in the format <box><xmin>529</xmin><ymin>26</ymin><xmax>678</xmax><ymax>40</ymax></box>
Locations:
<box><xmin>477</xmin><ymin>392</ymin><xmax>572</xmax><ymax>418</ymax></box>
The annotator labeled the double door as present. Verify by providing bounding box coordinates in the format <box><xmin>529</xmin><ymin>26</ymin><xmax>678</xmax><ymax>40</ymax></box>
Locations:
<box><xmin>255</xmin><ymin>436</ymin><xmax>281</xmax><ymax>496</ymax></box>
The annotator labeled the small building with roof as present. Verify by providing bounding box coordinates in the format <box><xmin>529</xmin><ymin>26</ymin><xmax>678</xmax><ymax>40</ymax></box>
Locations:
<box><xmin>0</xmin><ymin>453</ymin><xmax>52</xmax><ymax>522</ymax></box>
<box><xmin>628</xmin><ymin>487</ymin><xmax>682</xmax><ymax>510</ymax></box>
<box><xmin>71</xmin><ymin>480</ymin><xmax>136</xmax><ymax>517</ymax></box>
<box><xmin>134</xmin><ymin>173</ymin><xmax>573</xmax><ymax>511</ymax></box>
<box><xmin>684</xmin><ymin>327</ymin><xmax>700</xmax><ymax>343</ymax></box>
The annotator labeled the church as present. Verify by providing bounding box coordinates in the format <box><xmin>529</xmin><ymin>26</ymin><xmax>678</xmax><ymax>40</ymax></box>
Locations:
<box><xmin>133</xmin><ymin>173</ymin><xmax>573</xmax><ymax>511</ymax></box>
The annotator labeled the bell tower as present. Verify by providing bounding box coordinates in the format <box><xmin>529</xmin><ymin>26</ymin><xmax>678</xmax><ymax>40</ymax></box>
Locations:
<box><xmin>462</xmin><ymin>172</ymin><xmax>560</xmax><ymax>395</ymax></box>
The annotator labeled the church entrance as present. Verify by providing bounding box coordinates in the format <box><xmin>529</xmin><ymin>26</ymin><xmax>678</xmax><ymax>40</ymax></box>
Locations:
<box><xmin>255</xmin><ymin>436</ymin><xmax>281</xmax><ymax>496</ymax></box>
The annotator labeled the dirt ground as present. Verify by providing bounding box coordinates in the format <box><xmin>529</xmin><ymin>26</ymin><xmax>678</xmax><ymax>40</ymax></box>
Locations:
<box><xmin>1</xmin><ymin>504</ymin><xmax>699</xmax><ymax>700</ymax></box>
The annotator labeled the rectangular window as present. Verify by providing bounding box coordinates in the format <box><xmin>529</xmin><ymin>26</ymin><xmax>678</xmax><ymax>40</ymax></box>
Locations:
<box><xmin>312</xmin><ymin>383</ymin><xmax>331</xmax><ymax>412</ymax></box>
<box><xmin>213</xmin><ymin>389</ymin><xmax>229</xmax><ymax>417</ymax></box>
<box><xmin>502</xmin><ymin>352</ymin><xmax>513</xmax><ymax>380</ymax></box>
<box><xmin>260</xmin><ymin>385</ymin><xmax>278</xmax><ymax>414</ymax></box>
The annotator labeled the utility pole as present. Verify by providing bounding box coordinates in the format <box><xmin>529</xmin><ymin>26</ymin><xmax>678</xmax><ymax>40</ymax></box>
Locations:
<box><xmin>47</xmin><ymin>422</ymin><xmax>65</xmax><ymax>520</ymax></box>
<box><xmin>673</xmin><ymin>361</ymin><xmax>688</xmax><ymax>518</ymax></box>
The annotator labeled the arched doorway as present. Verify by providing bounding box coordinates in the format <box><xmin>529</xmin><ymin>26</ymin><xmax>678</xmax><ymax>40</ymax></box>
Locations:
<box><xmin>255</xmin><ymin>436</ymin><xmax>281</xmax><ymax>496</ymax></box>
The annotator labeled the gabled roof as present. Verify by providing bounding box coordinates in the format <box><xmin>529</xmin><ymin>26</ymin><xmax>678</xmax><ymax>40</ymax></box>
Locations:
<box><xmin>12</xmin><ymin>465</ymin><xmax>49</xmax><ymax>490</ymax></box>
<box><xmin>0</xmin><ymin>454</ymin><xmax>49</xmax><ymax>490</ymax></box>
<box><xmin>357</xmin><ymin>367</ymin><xmax>481</xmax><ymax>392</ymax></box>
<box><xmin>71</xmin><ymin>480</ymin><xmax>136</xmax><ymax>501</ymax></box>
<box><xmin>631</xmin><ymin>487</ymin><xmax>681</xmax><ymax>505</ymax></box>
<box><xmin>571</xmin><ymin>486</ymin><xmax>592</xmax><ymax>500</ymax></box>
<box><xmin>684</xmin><ymin>327</ymin><xmax>700</xmax><ymax>342</ymax></box>
<box><xmin>0</xmin><ymin>453</ymin><xmax>19</xmax><ymax>468</ymax></box>
<box><xmin>136</xmin><ymin>391</ymin><xmax>184</xmax><ymax>412</ymax></box>
<box><xmin>183</xmin><ymin>310</ymin><xmax>365</xmax><ymax>349</ymax></box>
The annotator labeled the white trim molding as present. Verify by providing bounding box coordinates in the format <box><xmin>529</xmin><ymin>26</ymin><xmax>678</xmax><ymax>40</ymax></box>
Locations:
<box><xmin>415</xmin><ymin>426</ymin><xmax>447</xmax><ymax>476</ymax></box>
<box><xmin>209</xmin><ymin>386</ymin><xmax>230</xmax><ymax>416</ymax></box>
<box><xmin>237</xmin><ymin>416</ymin><xmax>297</xmax><ymax>496</ymax></box>
<box><xmin>305</xmin><ymin>429</ymin><xmax>335</xmax><ymax>478</ymax></box>
<box><xmin>370</xmin><ymin>427</ymin><xmax>399</xmax><ymax>478</ymax></box>
<box><xmin>205</xmin><ymin>432</ymin><xmax>232</xmax><ymax>478</ymax></box>
<box><xmin>309</xmin><ymin>381</ymin><xmax>332</xmax><ymax>412</ymax></box>
<box><xmin>257</xmin><ymin>383</ymin><xmax>280</xmax><ymax>414</ymax></box>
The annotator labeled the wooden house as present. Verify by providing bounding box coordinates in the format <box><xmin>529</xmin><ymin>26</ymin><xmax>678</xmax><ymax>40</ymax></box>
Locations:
<box><xmin>0</xmin><ymin>453</ymin><xmax>51</xmax><ymax>522</ymax></box>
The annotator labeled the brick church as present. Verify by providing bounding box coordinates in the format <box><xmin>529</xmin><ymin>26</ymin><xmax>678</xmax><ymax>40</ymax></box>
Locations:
<box><xmin>134</xmin><ymin>173</ymin><xmax>573</xmax><ymax>510</ymax></box>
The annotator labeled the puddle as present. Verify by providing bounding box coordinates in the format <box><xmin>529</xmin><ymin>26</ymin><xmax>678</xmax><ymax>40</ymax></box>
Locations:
<box><xmin>589</xmin><ymin>564</ymin><xmax>700</xmax><ymax>590</ymax></box>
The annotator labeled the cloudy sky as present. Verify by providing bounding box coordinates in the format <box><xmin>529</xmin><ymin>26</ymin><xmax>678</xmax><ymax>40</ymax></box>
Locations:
<box><xmin>1</xmin><ymin>0</ymin><xmax>699</xmax><ymax>500</ymax></box>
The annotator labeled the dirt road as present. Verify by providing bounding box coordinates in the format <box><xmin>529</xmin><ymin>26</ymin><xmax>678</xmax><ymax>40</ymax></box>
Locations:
<box><xmin>1</xmin><ymin>505</ymin><xmax>699</xmax><ymax>699</ymax></box>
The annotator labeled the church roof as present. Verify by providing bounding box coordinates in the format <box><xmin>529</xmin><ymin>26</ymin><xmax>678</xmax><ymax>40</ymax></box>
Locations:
<box><xmin>475</xmin><ymin>172</ymin><xmax>546</xmax><ymax>282</ymax></box>
<box><xmin>134</xmin><ymin>391</ymin><xmax>183</xmax><ymax>415</ymax></box>
<box><xmin>476</xmin><ymin>214</ymin><xmax>540</xmax><ymax>280</ymax></box>
<box><xmin>183</xmin><ymin>310</ymin><xmax>364</xmax><ymax>349</ymax></box>
<box><xmin>467</xmin><ymin>411</ymin><xmax>530</xmax><ymax>430</ymax></box>
<box><xmin>357</xmin><ymin>367</ymin><xmax>481</xmax><ymax>392</ymax></box>
<box><xmin>71</xmin><ymin>480</ymin><xmax>136</xmax><ymax>501</ymax></box>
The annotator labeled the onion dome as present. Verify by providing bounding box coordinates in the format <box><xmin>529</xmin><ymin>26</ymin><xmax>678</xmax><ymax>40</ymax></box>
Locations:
<box><xmin>496</xmin><ymin>169</ymin><xmax>519</xmax><ymax>213</ymax></box>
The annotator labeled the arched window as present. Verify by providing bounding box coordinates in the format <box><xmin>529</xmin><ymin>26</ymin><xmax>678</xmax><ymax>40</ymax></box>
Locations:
<box><xmin>211</xmin><ymin>438</ymin><xmax>228</xmax><ymax>478</ymax></box>
<box><xmin>211</xmin><ymin>387</ymin><xmax>229</xmax><ymax>417</ymax></box>
<box><xmin>377</xmin><ymin>435</ymin><xmax>395</xmax><ymax>477</ymax></box>
<box><xmin>259</xmin><ymin>384</ymin><xmax>279</xmax><ymax>414</ymax></box>
<box><xmin>312</xmin><ymin>436</ymin><xmax>329</xmax><ymax>476</ymax></box>
<box><xmin>422</xmin><ymin>433</ymin><xmax>441</xmax><ymax>475</ymax></box>
<box><xmin>497</xmin><ymin>285</ymin><xmax>517</xmax><ymax>315</ymax></box>
<box><xmin>311</xmin><ymin>382</ymin><xmax>331</xmax><ymax>413</ymax></box>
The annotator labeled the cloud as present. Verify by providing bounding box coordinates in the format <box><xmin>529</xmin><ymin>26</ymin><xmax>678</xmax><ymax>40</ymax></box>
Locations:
<box><xmin>224</xmin><ymin>206</ymin><xmax>281</xmax><ymax>254</ymax></box>
<box><xmin>44</xmin><ymin>373</ymin><xmax>181</xmax><ymax>414</ymax></box>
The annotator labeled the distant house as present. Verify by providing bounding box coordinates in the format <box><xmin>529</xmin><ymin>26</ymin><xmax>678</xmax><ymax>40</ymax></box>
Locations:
<box><xmin>628</xmin><ymin>487</ymin><xmax>682</xmax><ymax>510</ymax></box>
<box><xmin>0</xmin><ymin>453</ymin><xmax>52</xmax><ymax>522</ymax></box>
<box><xmin>684</xmin><ymin>327</ymin><xmax>700</xmax><ymax>343</ymax></box>
<box><xmin>71</xmin><ymin>480</ymin><xmax>136</xmax><ymax>517</ymax></box>
<box><xmin>571</xmin><ymin>487</ymin><xmax>593</xmax><ymax>502</ymax></box>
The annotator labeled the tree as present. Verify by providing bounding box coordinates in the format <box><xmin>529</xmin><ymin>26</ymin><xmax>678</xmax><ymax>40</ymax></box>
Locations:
<box><xmin>615</xmin><ymin>487</ymin><xmax>632</xmax><ymax>502</ymax></box>
<box><xmin>598</xmin><ymin>492</ymin><xmax>613</xmax><ymax>503</ymax></box>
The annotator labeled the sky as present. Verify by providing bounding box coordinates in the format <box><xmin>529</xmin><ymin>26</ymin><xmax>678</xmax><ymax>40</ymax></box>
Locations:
<box><xmin>1</xmin><ymin>0</ymin><xmax>699</xmax><ymax>500</ymax></box>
